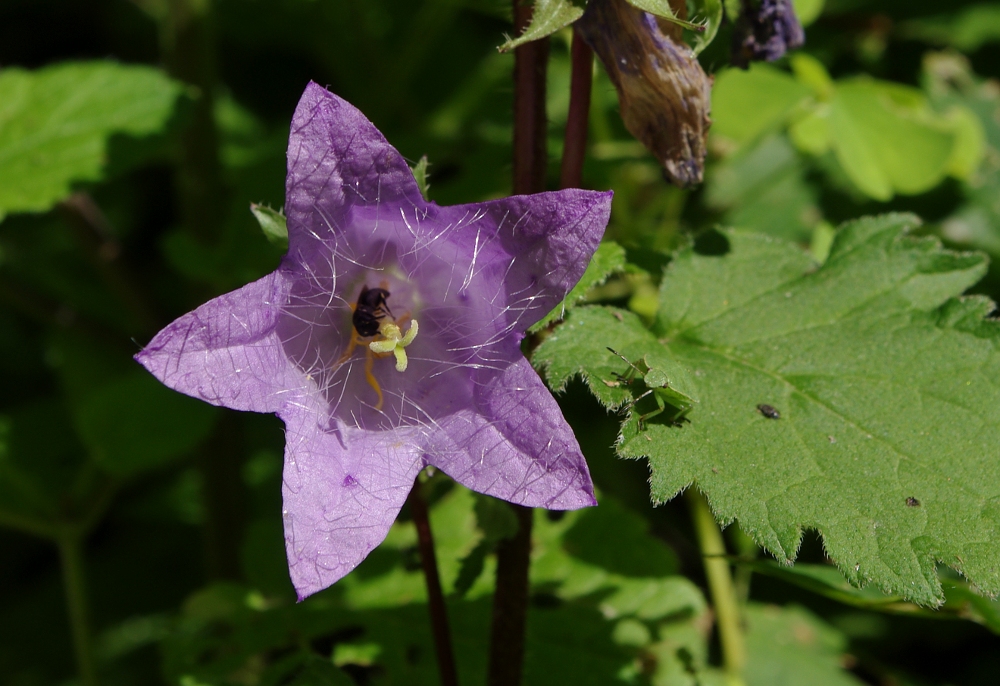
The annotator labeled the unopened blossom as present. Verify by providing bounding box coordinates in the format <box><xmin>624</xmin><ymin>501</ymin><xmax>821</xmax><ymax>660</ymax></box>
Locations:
<box><xmin>136</xmin><ymin>83</ymin><xmax>612</xmax><ymax>599</ymax></box>
<box><xmin>731</xmin><ymin>0</ymin><xmax>805</xmax><ymax>68</ymax></box>
<box><xmin>577</xmin><ymin>0</ymin><xmax>712</xmax><ymax>187</ymax></box>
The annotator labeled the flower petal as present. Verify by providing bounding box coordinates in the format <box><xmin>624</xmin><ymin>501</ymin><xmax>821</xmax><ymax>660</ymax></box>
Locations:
<box><xmin>135</xmin><ymin>272</ymin><xmax>306</xmax><ymax>413</ymax></box>
<box><xmin>281</xmin><ymin>397</ymin><xmax>425</xmax><ymax>599</ymax></box>
<box><xmin>285</xmin><ymin>82</ymin><xmax>425</xmax><ymax>260</ymax></box>
<box><xmin>423</xmin><ymin>354</ymin><xmax>596</xmax><ymax>510</ymax></box>
<box><xmin>431</xmin><ymin>189</ymin><xmax>613</xmax><ymax>335</ymax></box>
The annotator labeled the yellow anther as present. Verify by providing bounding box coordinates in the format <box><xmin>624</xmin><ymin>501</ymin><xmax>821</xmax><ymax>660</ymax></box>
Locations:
<box><xmin>364</xmin><ymin>348</ymin><xmax>383</xmax><ymax>411</ymax></box>
<box><xmin>369</xmin><ymin>319</ymin><xmax>419</xmax><ymax>372</ymax></box>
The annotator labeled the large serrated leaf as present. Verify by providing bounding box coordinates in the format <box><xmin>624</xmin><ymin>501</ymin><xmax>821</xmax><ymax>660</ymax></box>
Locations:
<box><xmin>534</xmin><ymin>305</ymin><xmax>682</xmax><ymax>411</ymax></box>
<box><xmin>532</xmin><ymin>240</ymin><xmax>627</xmax><ymax>331</ymax></box>
<box><xmin>0</xmin><ymin>61</ymin><xmax>183</xmax><ymax>219</ymax></box>
<box><xmin>536</xmin><ymin>214</ymin><xmax>1000</xmax><ymax>606</ymax></box>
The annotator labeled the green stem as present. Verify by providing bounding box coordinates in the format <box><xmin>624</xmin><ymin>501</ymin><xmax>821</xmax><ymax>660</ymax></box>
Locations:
<box><xmin>56</xmin><ymin>531</ymin><xmax>97</xmax><ymax>686</ymax></box>
<box><xmin>688</xmin><ymin>490</ymin><xmax>746</xmax><ymax>684</ymax></box>
<box><xmin>0</xmin><ymin>511</ymin><xmax>54</xmax><ymax>539</ymax></box>
<box><xmin>163</xmin><ymin>0</ymin><xmax>227</xmax><ymax>246</ymax></box>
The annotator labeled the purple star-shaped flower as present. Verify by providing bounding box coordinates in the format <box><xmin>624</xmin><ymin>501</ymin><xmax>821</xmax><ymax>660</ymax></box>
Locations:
<box><xmin>136</xmin><ymin>83</ymin><xmax>612</xmax><ymax>599</ymax></box>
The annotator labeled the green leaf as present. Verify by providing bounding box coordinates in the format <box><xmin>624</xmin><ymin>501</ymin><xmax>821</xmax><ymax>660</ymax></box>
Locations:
<box><xmin>750</xmin><ymin>560</ymin><xmax>907</xmax><ymax>609</ymax></box>
<box><xmin>497</xmin><ymin>0</ymin><xmax>584</xmax><ymax>53</ymax></box>
<box><xmin>829</xmin><ymin>79</ymin><xmax>956</xmax><ymax>200</ymax></box>
<box><xmin>694</xmin><ymin>0</ymin><xmax>724</xmax><ymax>55</ymax></box>
<box><xmin>540</xmin><ymin>215</ymin><xmax>1000</xmax><ymax>606</ymax></box>
<box><xmin>790</xmin><ymin>54</ymin><xmax>834</xmax><ymax>100</ymax></box>
<box><xmin>706</xmin><ymin>134</ymin><xmax>820</xmax><ymax>244</ymax></box>
<box><xmin>944</xmin><ymin>104</ymin><xmax>986</xmax><ymax>180</ymax></box>
<box><xmin>711</xmin><ymin>65</ymin><xmax>812</xmax><ymax>148</ymax></box>
<box><xmin>531</xmin><ymin>240</ymin><xmax>627</xmax><ymax>331</ymax></box>
<box><xmin>473</xmin><ymin>493</ymin><xmax>520</xmax><ymax>542</ymax></box>
<box><xmin>791</xmin><ymin>0</ymin><xmax>824</xmax><ymax>26</ymax></box>
<box><xmin>410</xmin><ymin>155</ymin><xmax>431</xmax><ymax>200</ymax></box>
<box><xmin>788</xmin><ymin>107</ymin><xmax>831</xmax><ymax>156</ymax></box>
<box><xmin>749</xmin><ymin>560</ymin><xmax>1000</xmax><ymax>633</ymax></box>
<box><xmin>904</xmin><ymin>4</ymin><xmax>1000</xmax><ymax>52</ymax></box>
<box><xmin>452</xmin><ymin>493</ymin><xmax>519</xmax><ymax>597</ymax></box>
<box><xmin>626</xmin><ymin>0</ymin><xmax>681</xmax><ymax>19</ymax></box>
<box><xmin>625</xmin><ymin>0</ymin><xmax>715</xmax><ymax>43</ymax></box>
<box><xmin>0</xmin><ymin>61</ymin><xmax>183</xmax><ymax>220</ymax></box>
<box><xmin>744</xmin><ymin>604</ymin><xmax>865</xmax><ymax>686</ymax></box>
<box><xmin>560</xmin><ymin>497</ymin><xmax>679</xmax><ymax>577</ymax></box>
<box><xmin>75</xmin><ymin>372</ymin><xmax>218</xmax><ymax>476</ymax></box>
<box><xmin>285</xmin><ymin>657</ymin><xmax>355</xmax><ymax>686</ymax></box>
<box><xmin>533</xmin><ymin>305</ymin><xmax>682</xmax><ymax>412</ymax></box>
<box><xmin>250</xmin><ymin>203</ymin><xmax>288</xmax><ymax>249</ymax></box>
<box><xmin>165</xmin><ymin>487</ymin><xmax>711</xmax><ymax>686</ymax></box>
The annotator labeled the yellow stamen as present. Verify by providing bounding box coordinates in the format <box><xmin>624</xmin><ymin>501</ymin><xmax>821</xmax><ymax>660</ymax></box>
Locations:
<box><xmin>364</xmin><ymin>347</ymin><xmax>383</xmax><ymax>411</ymax></box>
<box><xmin>369</xmin><ymin>319</ymin><xmax>419</xmax><ymax>372</ymax></box>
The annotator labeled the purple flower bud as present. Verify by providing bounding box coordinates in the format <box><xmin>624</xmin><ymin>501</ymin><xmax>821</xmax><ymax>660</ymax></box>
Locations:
<box><xmin>136</xmin><ymin>83</ymin><xmax>612</xmax><ymax>599</ymax></box>
<box><xmin>731</xmin><ymin>0</ymin><xmax>805</xmax><ymax>68</ymax></box>
<box><xmin>577</xmin><ymin>0</ymin><xmax>712</xmax><ymax>187</ymax></box>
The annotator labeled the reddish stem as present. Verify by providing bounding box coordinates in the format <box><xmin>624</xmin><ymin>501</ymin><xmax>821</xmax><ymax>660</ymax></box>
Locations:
<box><xmin>511</xmin><ymin>0</ymin><xmax>550</xmax><ymax>195</ymax></box>
<box><xmin>487</xmin><ymin>504</ymin><xmax>534</xmax><ymax>686</ymax></box>
<box><xmin>559</xmin><ymin>29</ymin><xmax>593</xmax><ymax>190</ymax></box>
<box><xmin>409</xmin><ymin>481</ymin><xmax>460</xmax><ymax>686</ymax></box>
<box><xmin>486</xmin><ymin>4</ymin><xmax>549</xmax><ymax>684</ymax></box>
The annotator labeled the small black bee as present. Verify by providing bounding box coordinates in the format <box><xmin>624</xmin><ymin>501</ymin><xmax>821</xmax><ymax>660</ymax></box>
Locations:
<box><xmin>757</xmin><ymin>404</ymin><xmax>780</xmax><ymax>420</ymax></box>
<box><xmin>352</xmin><ymin>286</ymin><xmax>392</xmax><ymax>337</ymax></box>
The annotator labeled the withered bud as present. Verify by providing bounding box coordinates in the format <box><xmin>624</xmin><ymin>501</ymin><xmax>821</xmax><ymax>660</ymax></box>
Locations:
<box><xmin>577</xmin><ymin>0</ymin><xmax>712</xmax><ymax>188</ymax></box>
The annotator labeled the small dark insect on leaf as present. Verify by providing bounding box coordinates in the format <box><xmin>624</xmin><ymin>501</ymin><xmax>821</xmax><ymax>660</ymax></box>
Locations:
<box><xmin>906</xmin><ymin>497</ymin><xmax>921</xmax><ymax>507</ymax></box>
<box><xmin>757</xmin><ymin>403</ymin><xmax>780</xmax><ymax>419</ymax></box>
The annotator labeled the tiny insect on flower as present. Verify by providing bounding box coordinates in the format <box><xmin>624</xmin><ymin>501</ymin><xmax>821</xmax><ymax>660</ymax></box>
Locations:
<box><xmin>135</xmin><ymin>83</ymin><xmax>613</xmax><ymax>599</ymax></box>
<box><xmin>352</xmin><ymin>285</ymin><xmax>392</xmax><ymax>338</ymax></box>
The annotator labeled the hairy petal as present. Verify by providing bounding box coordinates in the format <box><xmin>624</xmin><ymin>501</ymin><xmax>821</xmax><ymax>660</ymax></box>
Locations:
<box><xmin>435</xmin><ymin>188</ymin><xmax>614</xmax><ymax>334</ymax></box>
<box><xmin>425</xmin><ymin>354</ymin><xmax>596</xmax><ymax>509</ymax></box>
<box><xmin>135</xmin><ymin>271</ymin><xmax>306</xmax><ymax>413</ymax></box>
<box><xmin>281</xmin><ymin>396</ymin><xmax>425</xmax><ymax>599</ymax></box>
<box><xmin>285</xmin><ymin>82</ymin><xmax>425</xmax><ymax>260</ymax></box>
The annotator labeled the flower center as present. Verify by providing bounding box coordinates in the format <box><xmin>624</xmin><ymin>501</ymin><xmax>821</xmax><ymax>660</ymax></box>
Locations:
<box><xmin>339</xmin><ymin>284</ymin><xmax>421</xmax><ymax>413</ymax></box>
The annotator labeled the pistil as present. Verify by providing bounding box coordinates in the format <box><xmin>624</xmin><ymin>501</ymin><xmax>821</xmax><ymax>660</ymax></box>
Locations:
<box><xmin>369</xmin><ymin>319</ymin><xmax>419</xmax><ymax>372</ymax></box>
